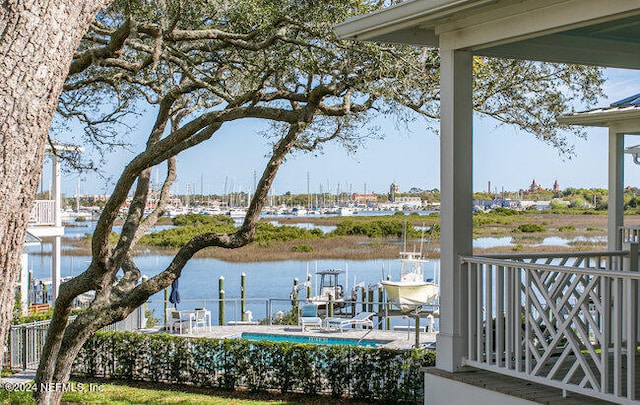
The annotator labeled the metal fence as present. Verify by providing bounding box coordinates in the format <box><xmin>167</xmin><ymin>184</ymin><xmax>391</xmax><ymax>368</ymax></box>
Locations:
<box><xmin>5</xmin><ymin>305</ymin><xmax>144</xmax><ymax>370</ymax></box>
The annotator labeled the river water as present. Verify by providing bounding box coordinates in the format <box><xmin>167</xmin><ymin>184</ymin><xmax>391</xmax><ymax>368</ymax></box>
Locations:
<box><xmin>26</xmin><ymin>218</ymin><xmax>600</xmax><ymax>324</ymax></box>
<box><xmin>26</xmin><ymin>220</ymin><xmax>441</xmax><ymax>324</ymax></box>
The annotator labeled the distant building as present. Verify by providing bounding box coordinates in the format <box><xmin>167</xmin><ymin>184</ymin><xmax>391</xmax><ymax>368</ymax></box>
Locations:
<box><xmin>389</xmin><ymin>182</ymin><xmax>399</xmax><ymax>202</ymax></box>
<box><xmin>395</xmin><ymin>196</ymin><xmax>423</xmax><ymax>208</ymax></box>
<box><xmin>352</xmin><ymin>193</ymin><xmax>377</xmax><ymax>203</ymax></box>
<box><xmin>553</xmin><ymin>179</ymin><xmax>560</xmax><ymax>193</ymax></box>
<box><xmin>529</xmin><ymin>179</ymin><xmax>543</xmax><ymax>193</ymax></box>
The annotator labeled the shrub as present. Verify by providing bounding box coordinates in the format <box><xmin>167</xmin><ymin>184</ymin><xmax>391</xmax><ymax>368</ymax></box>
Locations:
<box><xmin>513</xmin><ymin>223</ymin><xmax>546</xmax><ymax>233</ymax></box>
<box><xmin>73</xmin><ymin>331</ymin><xmax>434</xmax><ymax>402</ymax></box>
<box><xmin>491</xmin><ymin>207</ymin><xmax>518</xmax><ymax>215</ymax></box>
<box><xmin>172</xmin><ymin>213</ymin><xmax>234</xmax><ymax>227</ymax></box>
<box><xmin>558</xmin><ymin>225</ymin><xmax>575</xmax><ymax>232</ymax></box>
<box><xmin>292</xmin><ymin>244</ymin><xmax>314</xmax><ymax>253</ymax></box>
<box><xmin>254</xmin><ymin>222</ymin><xmax>323</xmax><ymax>243</ymax></box>
<box><xmin>331</xmin><ymin>218</ymin><xmax>423</xmax><ymax>238</ymax></box>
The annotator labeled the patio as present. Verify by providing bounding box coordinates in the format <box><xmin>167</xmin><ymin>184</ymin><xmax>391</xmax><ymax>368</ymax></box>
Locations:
<box><xmin>335</xmin><ymin>1</ymin><xmax>640</xmax><ymax>403</ymax></box>
<box><xmin>144</xmin><ymin>323</ymin><xmax>438</xmax><ymax>350</ymax></box>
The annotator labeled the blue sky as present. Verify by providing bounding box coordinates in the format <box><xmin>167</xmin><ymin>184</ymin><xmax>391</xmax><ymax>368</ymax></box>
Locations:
<box><xmin>55</xmin><ymin>67</ymin><xmax>640</xmax><ymax>197</ymax></box>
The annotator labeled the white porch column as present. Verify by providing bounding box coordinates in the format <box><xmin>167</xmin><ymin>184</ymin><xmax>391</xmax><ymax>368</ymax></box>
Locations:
<box><xmin>20</xmin><ymin>253</ymin><xmax>29</xmax><ymax>315</ymax></box>
<box><xmin>436</xmin><ymin>48</ymin><xmax>473</xmax><ymax>372</ymax></box>
<box><xmin>608</xmin><ymin>129</ymin><xmax>624</xmax><ymax>251</ymax></box>
<box><xmin>52</xmin><ymin>155</ymin><xmax>61</xmax><ymax>303</ymax></box>
<box><xmin>53</xmin><ymin>154</ymin><xmax>62</xmax><ymax>228</ymax></box>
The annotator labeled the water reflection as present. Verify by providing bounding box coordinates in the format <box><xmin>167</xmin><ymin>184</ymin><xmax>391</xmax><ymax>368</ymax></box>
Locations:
<box><xmin>474</xmin><ymin>235</ymin><xmax>607</xmax><ymax>249</ymax></box>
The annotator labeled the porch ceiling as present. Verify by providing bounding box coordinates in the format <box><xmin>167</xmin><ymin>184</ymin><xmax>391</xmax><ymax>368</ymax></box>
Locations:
<box><xmin>334</xmin><ymin>0</ymin><xmax>640</xmax><ymax>69</ymax></box>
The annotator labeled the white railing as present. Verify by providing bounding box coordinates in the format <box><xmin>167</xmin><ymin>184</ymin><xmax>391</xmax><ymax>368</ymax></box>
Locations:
<box><xmin>461</xmin><ymin>249</ymin><xmax>639</xmax><ymax>404</ymax></box>
<box><xmin>622</xmin><ymin>226</ymin><xmax>640</xmax><ymax>245</ymax></box>
<box><xmin>5</xmin><ymin>306</ymin><xmax>145</xmax><ymax>370</ymax></box>
<box><xmin>29</xmin><ymin>200</ymin><xmax>55</xmax><ymax>226</ymax></box>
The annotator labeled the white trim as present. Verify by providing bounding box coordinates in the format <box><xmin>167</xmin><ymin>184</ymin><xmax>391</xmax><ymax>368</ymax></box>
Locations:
<box><xmin>333</xmin><ymin>0</ymin><xmax>492</xmax><ymax>44</ymax></box>
<box><xmin>559</xmin><ymin>107</ymin><xmax>640</xmax><ymax>128</ymax></box>
<box><xmin>437</xmin><ymin>0</ymin><xmax>640</xmax><ymax>50</ymax></box>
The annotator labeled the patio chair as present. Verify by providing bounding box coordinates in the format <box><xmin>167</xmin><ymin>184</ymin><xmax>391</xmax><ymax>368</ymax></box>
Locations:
<box><xmin>190</xmin><ymin>308</ymin><xmax>208</xmax><ymax>333</ymax></box>
<box><xmin>166</xmin><ymin>308</ymin><xmax>187</xmax><ymax>334</ymax></box>
<box><xmin>299</xmin><ymin>304</ymin><xmax>322</xmax><ymax>331</ymax></box>
<box><xmin>327</xmin><ymin>311</ymin><xmax>376</xmax><ymax>332</ymax></box>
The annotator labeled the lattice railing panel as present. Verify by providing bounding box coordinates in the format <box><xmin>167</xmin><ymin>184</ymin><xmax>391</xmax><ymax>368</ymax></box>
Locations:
<box><xmin>463</xmin><ymin>251</ymin><xmax>640</xmax><ymax>403</ymax></box>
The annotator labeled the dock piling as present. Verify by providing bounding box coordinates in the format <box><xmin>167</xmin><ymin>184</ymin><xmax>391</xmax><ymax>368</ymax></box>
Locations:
<box><xmin>164</xmin><ymin>287</ymin><xmax>168</xmax><ymax>326</ymax></box>
<box><xmin>292</xmin><ymin>278</ymin><xmax>299</xmax><ymax>313</ymax></box>
<box><xmin>377</xmin><ymin>285</ymin><xmax>384</xmax><ymax>330</ymax></box>
<box><xmin>328</xmin><ymin>293</ymin><xmax>334</xmax><ymax>318</ymax></box>
<box><xmin>218</xmin><ymin>276</ymin><xmax>225</xmax><ymax>326</ymax></box>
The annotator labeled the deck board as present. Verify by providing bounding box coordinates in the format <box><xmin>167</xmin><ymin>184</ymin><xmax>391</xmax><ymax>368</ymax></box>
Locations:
<box><xmin>425</xmin><ymin>367</ymin><xmax>616</xmax><ymax>404</ymax></box>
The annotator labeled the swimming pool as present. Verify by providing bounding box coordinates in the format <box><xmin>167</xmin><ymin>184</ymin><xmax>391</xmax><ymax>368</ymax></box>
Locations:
<box><xmin>238</xmin><ymin>332</ymin><xmax>391</xmax><ymax>348</ymax></box>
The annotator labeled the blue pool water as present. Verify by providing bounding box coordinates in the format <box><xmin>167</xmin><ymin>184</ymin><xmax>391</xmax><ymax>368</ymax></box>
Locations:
<box><xmin>239</xmin><ymin>332</ymin><xmax>390</xmax><ymax>348</ymax></box>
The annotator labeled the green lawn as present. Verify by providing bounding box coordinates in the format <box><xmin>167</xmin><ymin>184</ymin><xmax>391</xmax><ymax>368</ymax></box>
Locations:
<box><xmin>0</xmin><ymin>379</ymin><xmax>360</xmax><ymax>404</ymax></box>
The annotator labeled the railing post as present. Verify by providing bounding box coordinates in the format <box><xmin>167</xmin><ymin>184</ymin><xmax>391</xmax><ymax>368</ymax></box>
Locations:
<box><xmin>629</xmin><ymin>242</ymin><xmax>639</xmax><ymax>400</ymax></box>
<box><xmin>241</xmin><ymin>273</ymin><xmax>247</xmax><ymax>321</ymax></box>
<box><xmin>267</xmin><ymin>299</ymin><xmax>272</xmax><ymax>326</ymax></box>
<box><xmin>630</xmin><ymin>242</ymin><xmax>639</xmax><ymax>272</ymax></box>
<box><xmin>21</xmin><ymin>326</ymin><xmax>27</xmax><ymax>371</ymax></box>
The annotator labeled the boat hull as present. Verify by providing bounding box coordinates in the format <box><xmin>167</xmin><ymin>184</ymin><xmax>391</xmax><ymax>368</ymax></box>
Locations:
<box><xmin>381</xmin><ymin>280</ymin><xmax>438</xmax><ymax>312</ymax></box>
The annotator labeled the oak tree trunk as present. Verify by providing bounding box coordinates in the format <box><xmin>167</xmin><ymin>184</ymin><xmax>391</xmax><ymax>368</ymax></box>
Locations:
<box><xmin>0</xmin><ymin>0</ymin><xmax>110</xmax><ymax>391</ymax></box>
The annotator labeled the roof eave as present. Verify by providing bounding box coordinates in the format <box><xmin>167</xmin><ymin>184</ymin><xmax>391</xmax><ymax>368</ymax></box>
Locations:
<box><xmin>333</xmin><ymin>0</ymin><xmax>492</xmax><ymax>45</ymax></box>
<box><xmin>558</xmin><ymin>108</ymin><xmax>640</xmax><ymax>127</ymax></box>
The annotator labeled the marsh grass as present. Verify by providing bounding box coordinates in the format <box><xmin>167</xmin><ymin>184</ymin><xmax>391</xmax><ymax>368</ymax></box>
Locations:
<box><xmin>52</xmin><ymin>214</ymin><xmax>640</xmax><ymax>262</ymax></box>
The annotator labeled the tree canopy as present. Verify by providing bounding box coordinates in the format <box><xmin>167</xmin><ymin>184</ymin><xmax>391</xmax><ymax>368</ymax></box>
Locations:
<box><xmin>36</xmin><ymin>0</ymin><xmax>605</xmax><ymax>403</ymax></box>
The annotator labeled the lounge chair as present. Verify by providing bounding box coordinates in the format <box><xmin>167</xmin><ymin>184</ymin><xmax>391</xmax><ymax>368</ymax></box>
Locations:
<box><xmin>299</xmin><ymin>304</ymin><xmax>322</xmax><ymax>331</ymax></box>
<box><xmin>327</xmin><ymin>312</ymin><xmax>376</xmax><ymax>332</ymax></box>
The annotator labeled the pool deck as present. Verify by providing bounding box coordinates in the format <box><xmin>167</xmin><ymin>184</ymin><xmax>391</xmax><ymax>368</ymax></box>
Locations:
<box><xmin>142</xmin><ymin>324</ymin><xmax>437</xmax><ymax>350</ymax></box>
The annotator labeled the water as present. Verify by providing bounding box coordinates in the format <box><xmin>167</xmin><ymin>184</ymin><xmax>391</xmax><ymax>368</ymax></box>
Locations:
<box><xmin>267</xmin><ymin>221</ymin><xmax>336</xmax><ymax>234</ymax></box>
<box><xmin>26</xmin><ymin>221</ymin><xmax>440</xmax><ymax>327</ymax></box>
<box><xmin>473</xmin><ymin>235</ymin><xmax>607</xmax><ymax>249</ymax></box>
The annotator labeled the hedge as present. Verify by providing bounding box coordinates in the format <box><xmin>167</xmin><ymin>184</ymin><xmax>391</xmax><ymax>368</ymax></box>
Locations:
<box><xmin>72</xmin><ymin>331</ymin><xmax>434</xmax><ymax>403</ymax></box>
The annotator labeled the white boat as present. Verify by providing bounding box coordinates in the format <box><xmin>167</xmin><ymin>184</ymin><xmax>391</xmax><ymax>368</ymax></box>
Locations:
<box><xmin>338</xmin><ymin>207</ymin><xmax>355</xmax><ymax>216</ymax></box>
<box><xmin>226</xmin><ymin>208</ymin><xmax>247</xmax><ymax>218</ymax></box>
<box><xmin>381</xmin><ymin>251</ymin><xmax>439</xmax><ymax>312</ymax></box>
<box><xmin>291</xmin><ymin>206</ymin><xmax>308</xmax><ymax>216</ymax></box>
<box><xmin>309</xmin><ymin>269</ymin><xmax>346</xmax><ymax>312</ymax></box>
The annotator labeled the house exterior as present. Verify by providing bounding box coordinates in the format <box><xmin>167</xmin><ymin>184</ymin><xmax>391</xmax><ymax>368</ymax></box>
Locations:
<box><xmin>335</xmin><ymin>1</ymin><xmax>640</xmax><ymax>403</ymax></box>
<box><xmin>25</xmin><ymin>146</ymin><xmax>79</xmax><ymax>313</ymax></box>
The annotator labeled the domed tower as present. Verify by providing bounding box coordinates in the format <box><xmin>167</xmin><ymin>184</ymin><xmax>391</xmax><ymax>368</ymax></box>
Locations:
<box><xmin>390</xmin><ymin>182</ymin><xmax>399</xmax><ymax>202</ymax></box>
